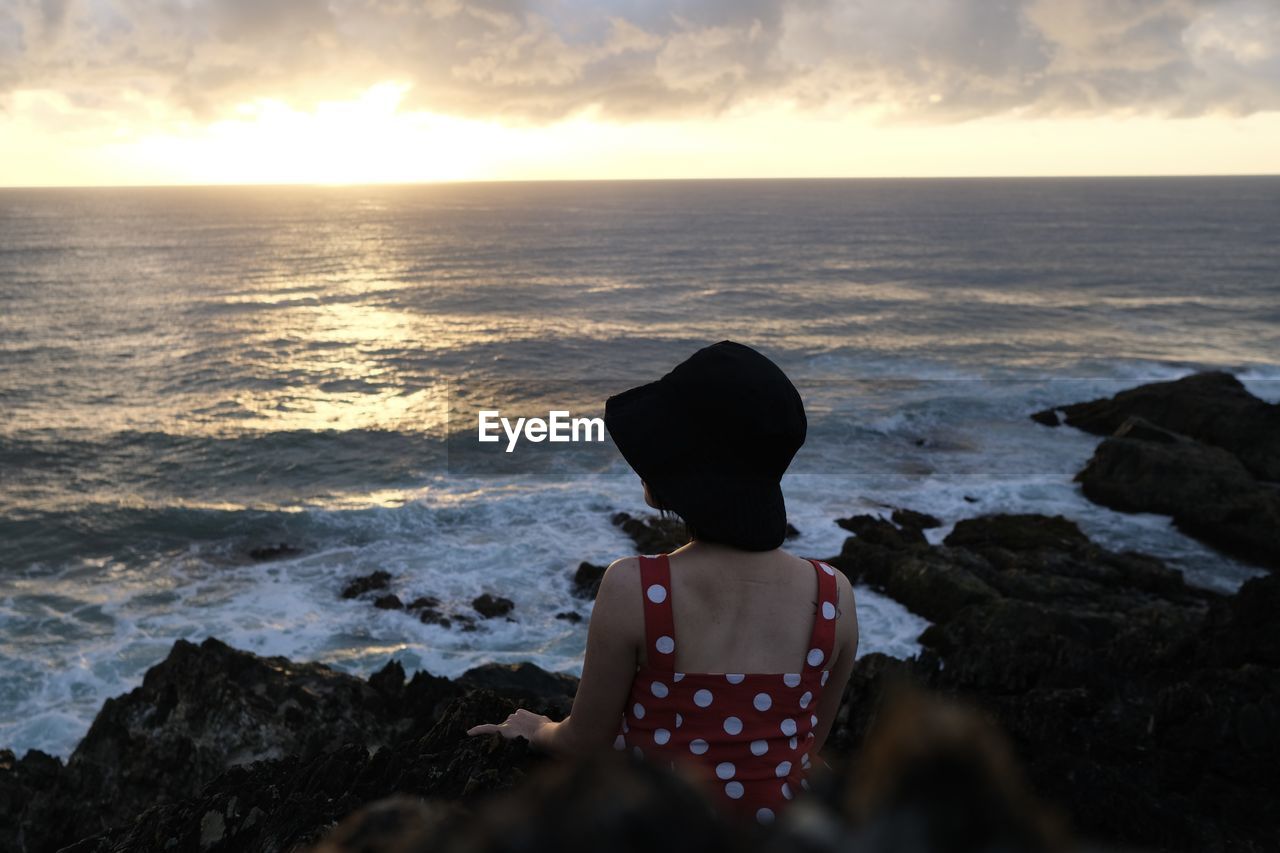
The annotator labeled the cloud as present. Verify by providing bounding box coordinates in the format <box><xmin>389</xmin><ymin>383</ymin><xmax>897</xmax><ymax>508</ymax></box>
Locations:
<box><xmin>2</xmin><ymin>0</ymin><xmax>1278</xmax><ymax>128</ymax></box>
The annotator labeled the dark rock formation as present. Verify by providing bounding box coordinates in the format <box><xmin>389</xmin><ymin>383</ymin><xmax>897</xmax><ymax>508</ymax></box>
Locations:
<box><xmin>1033</xmin><ymin>371</ymin><xmax>1280</xmax><ymax>571</ymax></box>
<box><xmin>472</xmin><ymin>594</ymin><xmax>515</xmax><ymax>619</ymax></box>
<box><xmin>824</xmin><ymin>511</ymin><xmax>1279</xmax><ymax>851</ymax></box>
<box><xmin>1030</xmin><ymin>370</ymin><xmax>1280</xmax><ymax>481</ymax></box>
<box><xmin>554</xmin><ymin>611</ymin><xmax>582</xmax><ymax>623</ymax></box>
<box><xmin>340</xmin><ymin>571</ymin><xmax>392</xmax><ymax>599</ymax></box>
<box><xmin>455</xmin><ymin>663</ymin><xmax>578</xmax><ymax>713</ymax></box>
<box><xmin>247</xmin><ymin>543</ymin><xmax>302</xmax><ymax>561</ymax></box>
<box><xmin>570</xmin><ymin>562</ymin><xmax>607</xmax><ymax>599</ymax></box>
<box><xmin>1</xmin><ymin>638</ymin><xmax>472</xmax><ymax>853</ymax></box>
<box><xmin>610</xmin><ymin>511</ymin><xmax>799</xmax><ymax>556</ymax></box>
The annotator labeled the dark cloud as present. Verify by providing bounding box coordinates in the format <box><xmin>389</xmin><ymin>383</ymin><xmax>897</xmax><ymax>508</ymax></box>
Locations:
<box><xmin>2</xmin><ymin>0</ymin><xmax>1277</xmax><ymax>125</ymax></box>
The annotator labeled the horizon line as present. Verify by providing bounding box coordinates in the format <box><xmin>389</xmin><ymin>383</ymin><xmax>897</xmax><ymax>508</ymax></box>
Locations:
<box><xmin>3</xmin><ymin>171</ymin><xmax>1279</xmax><ymax>191</ymax></box>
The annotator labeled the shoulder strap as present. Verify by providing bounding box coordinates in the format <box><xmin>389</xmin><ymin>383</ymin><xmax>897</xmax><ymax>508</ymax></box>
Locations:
<box><xmin>638</xmin><ymin>554</ymin><xmax>677</xmax><ymax>673</ymax></box>
<box><xmin>804</xmin><ymin>559</ymin><xmax>838</xmax><ymax>671</ymax></box>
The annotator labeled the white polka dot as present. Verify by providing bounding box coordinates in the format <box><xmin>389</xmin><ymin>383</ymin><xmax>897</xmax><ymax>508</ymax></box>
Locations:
<box><xmin>806</xmin><ymin>732</ymin><xmax>815</xmax><ymax>740</ymax></box>
<box><xmin>651</xmin><ymin>681</ymin><xmax>669</xmax><ymax>698</ymax></box>
<box><xmin>822</xmin><ymin>563</ymin><xmax>835</xmax><ymax>576</ymax></box>
<box><xmin>799</xmin><ymin>691</ymin><xmax>812</xmax><ymax>709</ymax></box>
<box><xmin>820</xmin><ymin>671</ymin><xmax>830</xmax><ymax>686</ymax></box>
<box><xmin>673</xmin><ymin>672</ymin><xmax>684</xmax><ymax>682</ymax></box>
<box><xmin>654</xmin><ymin>728</ymin><xmax>671</xmax><ymax>745</ymax></box>
<box><xmin>753</xmin><ymin>692</ymin><xmax>772</xmax><ymax>712</ymax></box>
<box><xmin>725</xmin><ymin>673</ymin><xmax>744</xmax><ymax>684</ymax></box>
<box><xmin>655</xmin><ymin>636</ymin><xmax>674</xmax><ymax>654</ymax></box>
<box><xmin>756</xmin><ymin>808</ymin><xmax>775</xmax><ymax>825</ymax></box>
<box><xmin>810</xmin><ymin>714</ymin><xmax>818</xmax><ymax>727</ymax></box>
<box><xmin>780</xmin><ymin>718</ymin><xmax>797</xmax><ymax>736</ymax></box>
<box><xmin>646</xmin><ymin>584</ymin><xmax>667</xmax><ymax>604</ymax></box>
<box><xmin>723</xmin><ymin>716</ymin><xmax>743</xmax><ymax>735</ymax></box>
<box><xmin>807</xmin><ymin>648</ymin><xmax>824</xmax><ymax>667</ymax></box>
<box><xmin>676</xmin><ymin>713</ymin><xmax>683</xmax><ymax>728</ymax></box>
<box><xmin>822</xmin><ymin>601</ymin><xmax>836</xmax><ymax>620</ymax></box>
<box><xmin>725</xmin><ymin>781</ymin><xmax>744</xmax><ymax>799</ymax></box>
<box><xmin>801</xmin><ymin>751</ymin><xmax>810</xmax><ymax>766</ymax></box>
<box><xmin>789</xmin><ymin>736</ymin><xmax>798</xmax><ymax>750</ymax></box>
<box><xmin>750</xmin><ymin>739</ymin><xmax>768</xmax><ymax>756</ymax></box>
<box><xmin>775</xmin><ymin>760</ymin><xmax>792</xmax><ymax>777</ymax></box>
<box><xmin>694</xmin><ymin>689</ymin><xmax>714</xmax><ymax>707</ymax></box>
<box><xmin>614</xmin><ymin>734</ymin><xmax>625</xmax><ymax>750</ymax></box>
<box><xmin>690</xmin><ymin>739</ymin><xmax>708</xmax><ymax>755</ymax></box>
<box><xmin>801</xmin><ymin>778</ymin><xmax>810</xmax><ymax>790</ymax></box>
<box><xmin>716</xmin><ymin>761</ymin><xmax>736</xmax><ymax>780</ymax></box>
<box><xmin>781</xmin><ymin>782</ymin><xmax>793</xmax><ymax>800</ymax></box>
<box><xmin>622</xmin><ymin>720</ymin><xmax>629</xmax><ymax>733</ymax></box>
<box><xmin>633</xmin><ymin>702</ymin><xmax>646</xmax><ymax>719</ymax></box>
<box><xmin>783</xmin><ymin>673</ymin><xmax>801</xmax><ymax>688</ymax></box>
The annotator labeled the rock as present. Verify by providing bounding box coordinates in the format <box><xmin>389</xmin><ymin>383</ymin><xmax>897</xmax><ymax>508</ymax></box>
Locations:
<box><xmin>1074</xmin><ymin>435</ymin><xmax>1280</xmax><ymax>569</ymax></box>
<box><xmin>406</xmin><ymin>596</ymin><xmax>441</xmax><ymax>610</ymax></box>
<box><xmin>456</xmin><ymin>663</ymin><xmax>579</xmax><ymax>710</ymax></box>
<box><xmin>472</xmin><ymin>594</ymin><xmax>514</xmax><ymax>619</ymax></box>
<box><xmin>889</xmin><ymin>508</ymin><xmax>942</xmax><ymax>530</ymax></box>
<box><xmin>247</xmin><ymin>542</ymin><xmax>302</xmax><ymax>561</ymax></box>
<box><xmin>2</xmin><ymin>637</ymin><xmax>471</xmax><ymax>853</ymax></box>
<box><xmin>571</xmin><ymin>562</ymin><xmax>607</xmax><ymax>599</ymax></box>
<box><xmin>835</xmin><ymin>514</ymin><xmax>928</xmax><ymax>548</ymax></box>
<box><xmin>341</xmin><ymin>571</ymin><xmax>392</xmax><ymax>599</ymax></box>
<box><xmin>822</xmin><ymin>511</ymin><xmax>1279</xmax><ymax>850</ymax></box>
<box><xmin>611</xmin><ymin>511</ymin><xmax>689</xmax><ymax>554</ymax></box>
<box><xmin>1029</xmin><ymin>408</ymin><xmax>1061</xmax><ymax>427</ymax></box>
<box><xmin>1033</xmin><ymin>370</ymin><xmax>1280</xmax><ymax>482</ymax></box>
<box><xmin>374</xmin><ymin>594</ymin><xmax>404</xmax><ymax>610</ymax></box>
<box><xmin>554</xmin><ymin>611</ymin><xmax>582</xmax><ymax>623</ymax></box>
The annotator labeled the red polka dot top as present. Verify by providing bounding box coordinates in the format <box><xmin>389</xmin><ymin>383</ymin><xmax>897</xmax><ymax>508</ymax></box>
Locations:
<box><xmin>613</xmin><ymin>553</ymin><xmax>840</xmax><ymax>827</ymax></box>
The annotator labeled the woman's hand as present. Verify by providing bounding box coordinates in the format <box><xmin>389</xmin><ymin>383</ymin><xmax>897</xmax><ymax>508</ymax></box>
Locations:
<box><xmin>466</xmin><ymin>709</ymin><xmax>553</xmax><ymax>746</ymax></box>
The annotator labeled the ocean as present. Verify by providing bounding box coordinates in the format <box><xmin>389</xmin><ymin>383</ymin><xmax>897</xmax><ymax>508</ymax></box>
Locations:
<box><xmin>1</xmin><ymin>177</ymin><xmax>1277</xmax><ymax>759</ymax></box>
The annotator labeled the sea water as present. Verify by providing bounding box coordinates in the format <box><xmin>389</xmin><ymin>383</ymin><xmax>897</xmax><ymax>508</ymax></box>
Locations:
<box><xmin>2</xmin><ymin>177</ymin><xmax>1277</xmax><ymax>758</ymax></box>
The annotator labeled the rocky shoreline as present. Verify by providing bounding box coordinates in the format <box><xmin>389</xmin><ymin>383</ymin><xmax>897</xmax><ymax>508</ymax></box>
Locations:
<box><xmin>2</xmin><ymin>371</ymin><xmax>1277</xmax><ymax>852</ymax></box>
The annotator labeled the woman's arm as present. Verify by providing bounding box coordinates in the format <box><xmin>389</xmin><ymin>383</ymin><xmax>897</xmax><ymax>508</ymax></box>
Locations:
<box><xmin>467</xmin><ymin>557</ymin><xmax>642</xmax><ymax>757</ymax></box>
<box><xmin>808</xmin><ymin>568</ymin><xmax>859</xmax><ymax>762</ymax></box>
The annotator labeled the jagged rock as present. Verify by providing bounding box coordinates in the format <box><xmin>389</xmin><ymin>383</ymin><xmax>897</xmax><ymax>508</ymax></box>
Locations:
<box><xmin>571</xmin><ymin>562</ymin><xmax>607</xmax><ymax>599</ymax></box>
<box><xmin>1074</xmin><ymin>435</ymin><xmax>1280</xmax><ymax>570</ymax></box>
<box><xmin>835</xmin><ymin>514</ymin><xmax>928</xmax><ymax>548</ymax></box>
<box><xmin>1030</xmin><ymin>370</ymin><xmax>1280</xmax><ymax>481</ymax></box>
<box><xmin>822</xmin><ymin>511</ymin><xmax>1278</xmax><ymax>850</ymax></box>
<box><xmin>374</xmin><ymin>594</ymin><xmax>404</xmax><ymax>610</ymax></box>
<box><xmin>472</xmin><ymin>594</ymin><xmax>514</xmax><ymax>619</ymax></box>
<box><xmin>341</xmin><ymin>571</ymin><xmax>392</xmax><ymax>599</ymax></box>
<box><xmin>889</xmin><ymin>508</ymin><xmax>942</xmax><ymax>531</ymax></box>
<box><xmin>611</xmin><ymin>511</ymin><xmax>690</xmax><ymax>554</ymax></box>
<box><xmin>455</xmin><ymin>663</ymin><xmax>579</xmax><ymax>711</ymax></box>
<box><xmin>554</xmin><ymin>611</ymin><xmax>582</xmax><ymax>623</ymax></box>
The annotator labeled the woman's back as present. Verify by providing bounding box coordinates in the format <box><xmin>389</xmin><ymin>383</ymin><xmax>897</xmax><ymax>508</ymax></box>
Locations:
<box><xmin>613</xmin><ymin>546</ymin><xmax>853</xmax><ymax>826</ymax></box>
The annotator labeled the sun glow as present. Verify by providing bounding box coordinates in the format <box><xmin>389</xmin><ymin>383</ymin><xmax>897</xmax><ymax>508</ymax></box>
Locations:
<box><xmin>108</xmin><ymin>82</ymin><xmax>510</xmax><ymax>185</ymax></box>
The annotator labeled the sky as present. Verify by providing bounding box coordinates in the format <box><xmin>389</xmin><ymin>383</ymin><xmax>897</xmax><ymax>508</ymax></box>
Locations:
<box><xmin>1</xmin><ymin>0</ymin><xmax>1278</xmax><ymax>186</ymax></box>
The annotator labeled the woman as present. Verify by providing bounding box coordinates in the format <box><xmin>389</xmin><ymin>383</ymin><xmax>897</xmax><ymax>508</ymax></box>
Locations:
<box><xmin>468</xmin><ymin>340</ymin><xmax>860</xmax><ymax>826</ymax></box>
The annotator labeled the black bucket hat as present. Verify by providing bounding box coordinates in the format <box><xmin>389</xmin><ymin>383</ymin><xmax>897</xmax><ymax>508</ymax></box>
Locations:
<box><xmin>604</xmin><ymin>340</ymin><xmax>807</xmax><ymax>551</ymax></box>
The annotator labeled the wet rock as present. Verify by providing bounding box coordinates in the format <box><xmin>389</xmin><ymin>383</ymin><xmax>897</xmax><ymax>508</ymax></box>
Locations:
<box><xmin>341</xmin><ymin>571</ymin><xmax>392</xmax><ymax>599</ymax></box>
<box><xmin>374</xmin><ymin>594</ymin><xmax>404</xmax><ymax>610</ymax></box>
<box><xmin>611</xmin><ymin>511</ymin><xmax>690</xmax><ymax>554</ymax></box>
<box><xmin>571</xmin><ymin>562</ymin><xmax>607</xmax><ymax>599</ymax></box>
<box><xmin>554</xmin><ymin>611</ymin><xmax>582</xmax><ymax>623</ymax></box>
<box><xmin>889</xmin><ymin>508</ymin><xmax>942</xmax><ymax>531</ymax></box>
<box><xmin>836</xmin><ymin>514</ymin><xmax>928</xmax><ymax>548</ymax></box>
<box><xmin>247</xmin><ymin>542</ymin><xmax>302</xmax><ymax>561</ymax></box>
<box><xmin>1030</xmin><ymin>370</ymin><xmax>1280</xmax><ymax>481</ymax></box>
<box><xmin>472</xmin><ymin>594</ymin><xmax>514</xmax><ymax>619</ymax></box>
<box><xmin>1074</xmin><ymin>433</ymin><xmax>1280</xmax><ymax>570</ymax></box>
